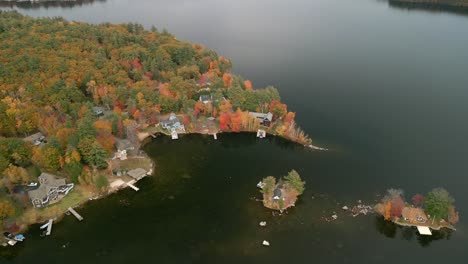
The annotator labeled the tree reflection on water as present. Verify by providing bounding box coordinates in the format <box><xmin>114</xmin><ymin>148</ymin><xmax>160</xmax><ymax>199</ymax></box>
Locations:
<box><xmin>374</xmin><ymin>215</ymin><xmax>453</xmax><ymax>247</ymax></box>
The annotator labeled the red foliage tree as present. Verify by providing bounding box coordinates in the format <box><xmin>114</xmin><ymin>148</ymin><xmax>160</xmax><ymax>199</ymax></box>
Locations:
<box><xmin>193</xmin><ymin>101</ymin><xmax>205</xmax><ymax>117</ymax></box>
<box><xmin>182</xmin><ymin>115</ymin><xmax>191</xmax><ymax>126</ymax></box>
<box><xmin>412</xmin><ymin>194</ymin><xmax>425</xmax><ymax>207</ymax></box>
<box><xmin>219</xmin><ymin>113</ymin><xmax>231</xmax><ymax>130</ymax></box>
<box><xmin>390</xmin><ymin>196</ymin><xmax>405</xmax><ymax>218</ymax></box>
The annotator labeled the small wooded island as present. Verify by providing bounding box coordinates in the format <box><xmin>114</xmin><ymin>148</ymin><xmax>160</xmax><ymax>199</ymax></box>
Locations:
<box><xmin>375</xmin><ymin>188</ymin><xmax>460</xmax><ymax>235</ymax></box>
<box><xmin>258</xmin><ymin>170</ymin><xmax>305</xmax><ymax>211</ymax></box>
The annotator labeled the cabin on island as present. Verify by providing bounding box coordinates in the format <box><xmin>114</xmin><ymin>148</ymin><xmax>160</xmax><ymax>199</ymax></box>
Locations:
<box><xmin>23</xmin><ymin>132</ymin><xmax>45</xmax><ymax>146</ymax></box>
<box><xmin>199</xmin><ymin>94</ymin><xmax>212</xmax><ymax>104</ymax></box>
<box><xmin>273</xmin><ymin>188</ymin><xmax>282</xmax><ymax>201</ymax></box>
<box><xmin>127</xmin><ymin>168</ymin><xmax>147</xmax><ymax>181</ymax></box>
<box><xmin>402</xmin><ymin>207</ymin><xmax>428</xmax><ymax>224</ymax></box>
<box><xmin>160</xmin><ymin>113</ymin><xmax>185</xmax><ymax>132</ymax></box>
<box><xmin>249</xmin><ymin>112</ymin><xmax>273</xmax><ymax>126</ymax></box>
<box><xmin>92</xmin><ymin>106</ymin><xmax>105</xmax><ymax>116</ymax></box>
<box><xmin>27</xmin><ymin>173</ymin><xmax>74</xmax><ymax>208</ymax></box>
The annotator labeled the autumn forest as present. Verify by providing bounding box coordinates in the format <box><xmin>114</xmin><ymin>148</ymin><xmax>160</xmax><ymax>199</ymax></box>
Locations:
<box><xmin>0</xmin><ymin>11</ymin><xmax>311</xmax><ymax>227</ymax></box>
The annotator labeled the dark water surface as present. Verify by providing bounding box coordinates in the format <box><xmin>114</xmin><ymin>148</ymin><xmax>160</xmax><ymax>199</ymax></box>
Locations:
<box><xmin>1</xmin><ymin>0</ymin><xmax>468</xmax><ymax>263</ymax></box>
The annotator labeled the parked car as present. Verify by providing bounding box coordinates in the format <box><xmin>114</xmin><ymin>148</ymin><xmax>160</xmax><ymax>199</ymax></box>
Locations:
<box><xmin>3</xmin><ymin>232</ymin><xmax>13</xmax><ymax>239</ymax></box>
<box><xmin>27</xmin><ymin>182</ymin><xmax>38</xmax><ymax>187</ymax></box>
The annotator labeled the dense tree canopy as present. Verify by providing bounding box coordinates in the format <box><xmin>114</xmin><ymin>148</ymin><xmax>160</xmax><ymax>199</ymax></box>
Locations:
<box><xmin>0</xmin><ymin>11</ymin><xmax>311</xmax><ymax>221</ymax></box>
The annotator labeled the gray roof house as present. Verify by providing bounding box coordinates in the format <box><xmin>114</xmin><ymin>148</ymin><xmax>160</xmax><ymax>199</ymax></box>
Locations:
<box><xmin>28</xmin><ymin>173</ymin><xmax>74</xmax><ymax>208</ymax></box>
<box><xmin>273</xmin><ymin>188</ymin><xmax>282</xmax><ymax>201</ymax></box>
<box><xmin>160</xmin><ymin>113</ymin><xmax>185</xmax><ymax>132</ymax></box>
<box><xmin>115</xmin><ymin>139</ymin><xmax>134</xmax><ymax>151</ymax></box>
<box><xmin>23</xmin><ymin>132</ymin><xmax>45</xmax><ymax>146</ymax></box>
<box><xmin>199</xmin><ymin>94</ymin><xmax>212</xmax><ymax>104</ymax></box>
<box><xmin>127</xmin><ymin>168</ymin><xmax>147</xmax><ymax>181</ymax></box>
<box><xmin>92</xmin><ymin>106</ymin><xmax>105</xmax><ymax>116</ymax></box>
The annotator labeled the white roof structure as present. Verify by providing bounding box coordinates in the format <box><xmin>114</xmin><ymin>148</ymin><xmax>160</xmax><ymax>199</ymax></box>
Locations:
<box><xmin>416</xmin><ymin>226</ymin><xmax>432</xmax><ymax>236</ymax></box>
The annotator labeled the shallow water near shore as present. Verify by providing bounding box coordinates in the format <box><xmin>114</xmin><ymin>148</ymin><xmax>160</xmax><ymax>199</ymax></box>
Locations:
<box><xmin>1</xmin><ymin>0</ymin><xmax>468</xmax><ymax>263</ymax></box>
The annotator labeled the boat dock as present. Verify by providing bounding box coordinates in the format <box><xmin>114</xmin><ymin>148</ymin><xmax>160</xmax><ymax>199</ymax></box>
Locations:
<box><xmin>213</xmin><ymin>133</ymin><xmax>217</xmax><ymax>140</ymax></box>
<box><xmin>257</xmin><ymin>129</ymin><xmax>266</xmax><ymax>138</ymax></box>
<box><xmin>68</xmin><ymin>207</ymin><xmax>84</xmax><ymax>221</ymax></box>
<box><xmin>126</xmin><ymin>180</ymin><xmax>140</xmax><ymax>191</ymax></box>
<box><xmin>45</xmin><ymin>219</ymin><xmax>53</xmax><ymax>236</ymax></box>
<box><xmin>417</xmin><ymin>226</ymin><xmax>432</xmax><ymax>236</ymax></box>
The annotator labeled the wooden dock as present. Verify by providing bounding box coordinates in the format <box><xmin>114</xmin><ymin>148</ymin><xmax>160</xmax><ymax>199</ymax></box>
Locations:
<box><xmin>126</xmin><ymin>180</ymin><xmax>139</xmax><ymax>191</ymax></box>
<box><xmin>68</xmin><ymin>207</ymin><xmax>84</xmax><ymax>221</ymax></box>
<box><xmin>46</xmin><ymin>219</ymin><xmax>53</xmax><ymax>236</ymax></box>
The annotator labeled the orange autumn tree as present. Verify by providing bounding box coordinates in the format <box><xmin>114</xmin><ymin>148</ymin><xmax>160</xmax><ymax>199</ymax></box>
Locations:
<box><xmin>244</xmin><ymin>80</ymin><xmax>253</xmax><ymax>91</ymax></box>
<box><xmin>193</xmin><ymin>101</ymin><xmax>205</xmax><ymax>117</ymax></box>
<box><xmin>223</xmin><ymin>73</ymin><xmax>233</xmax><ymax>88</ymax></box>
<box><xmin>384</xmin><ymin>202</ymin><xmax>392</xmax><ymax>220</ymax></box>
<box><xmin>219</xmin><ymin>100</ymin><xmax>232</xmax><ymax>113</ymax></box>
<box><xmin>230</xmin><ymin>109</ymin><xmax>242</xmax><ymax>132</ymax></box>
<box><xmin>219</xmin><ymin>113</ymin><xmax>231</xmax><ymax>130</ymax></box>
<box><xmin>269</xmin><ymin>100</ymin><xmax>287</xmax><ymax>119</ymax></box>
<box><xmin>93</xmin><ymin>120</ymin><xmax>115</xmax><ymax>153</ymax></box>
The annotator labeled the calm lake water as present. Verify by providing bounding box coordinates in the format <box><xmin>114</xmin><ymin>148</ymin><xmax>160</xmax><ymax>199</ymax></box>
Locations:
<box><xmin>1</xmin><ymin>0</ymin><xmax>468</xmax><ymax>263</ymax></box>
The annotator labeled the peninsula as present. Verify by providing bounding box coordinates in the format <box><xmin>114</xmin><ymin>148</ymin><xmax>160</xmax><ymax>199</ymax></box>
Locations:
<box><xmin>0</xmin><ymin>10</ymin><xmax>313</xmax><ymax>241</ymax></box>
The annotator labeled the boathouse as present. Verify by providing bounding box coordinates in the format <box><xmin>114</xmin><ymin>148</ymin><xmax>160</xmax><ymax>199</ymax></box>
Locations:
<box><xmin>160</xmin><ymin>113</ymin><xmax>185</xmax><ymax>132</ymax></box>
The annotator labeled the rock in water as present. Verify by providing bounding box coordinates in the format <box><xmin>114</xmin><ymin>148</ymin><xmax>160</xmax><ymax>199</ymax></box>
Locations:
<box><xmin>259</xmin><ymin>221</ymin><xmax>267</xmax><ymax>227</ymax></box>
<box><xmin>262</xmin><ymin>240</ymin><xmax>270</xmax><ymax>246</ymax></box>
<box><xmin>342</xmin><ymin>206</ymin><xmax>349</xmax><ymax>210</ymax></box>
<box><xmin>331</xmin><ymin>214</ymin><xmax>338</xmax><ymax>220</ymax></box>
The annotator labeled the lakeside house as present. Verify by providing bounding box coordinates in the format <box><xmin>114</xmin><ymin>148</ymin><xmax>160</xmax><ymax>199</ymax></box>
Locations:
<box><xmin>23</xmin><ymin>132</ymin><xmax>45</xmax><ymax>146</ymax></box>
<box><xmin>199</xmin><ymin>94</ymin><xmax>212</xmax><ymax>104</ymax></box>
<box><xmin>27</xmin><ymin>173</ymin><xmax>74</xmax><ymax>208</ymax></box>
<box><xmin>160</xmin><ymin>113</ymin><xmax>185</xmax><ymax>132</ymax></box>
<box><xmin>114</xmin><ymin>138</ymin><xmax>136</xmax><ymax>160</ymax></box>
<box><xmin>92</xmin><ymin>106</ymin><xmax>105</xmax><ymax>116</ymax></box>
<box><xmin>249</xmin><ymin>112</ymin><xmax>273</xmax><ymax>126</ymax></box>
<box><xmin>273</xmin><ymin>188</ymin><xmax>282</xmax><ymax>201</ymax></box>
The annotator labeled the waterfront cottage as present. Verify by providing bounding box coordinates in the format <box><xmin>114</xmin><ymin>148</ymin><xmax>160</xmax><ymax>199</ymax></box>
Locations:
<box><xmin>249</xmin><ymin>112</ymin><xmax>273</xmax><ymax>126</ymax></box>
<box><xmin>28</xmin><ymin>173</ymin><xmax>74</xmax><ymax>208</ymax></box>
<box><xmin>160</xmin><ymin>113</ymin><xmax>185</xmax><ymax>132</ymax></box>
<box><xmin>273</xmin><ymin>188</ymin><xmax>282</xmax><ymax>201</ymax></box>
<box><xmin>23</xmin><ymin>132</ymin><xmax>45</xmax><ymax>146</ymax></box>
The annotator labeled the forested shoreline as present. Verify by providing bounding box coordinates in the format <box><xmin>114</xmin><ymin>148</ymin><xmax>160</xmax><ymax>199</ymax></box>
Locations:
<box><xmin>389</xmin><ymin>0</ymin><xmax>468</xmax><ymax>13</ymax></box>
<box><xmin>0</xmin><ymin>11</ymin><xmax>311</xmax><ymax>232</ymax></box>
